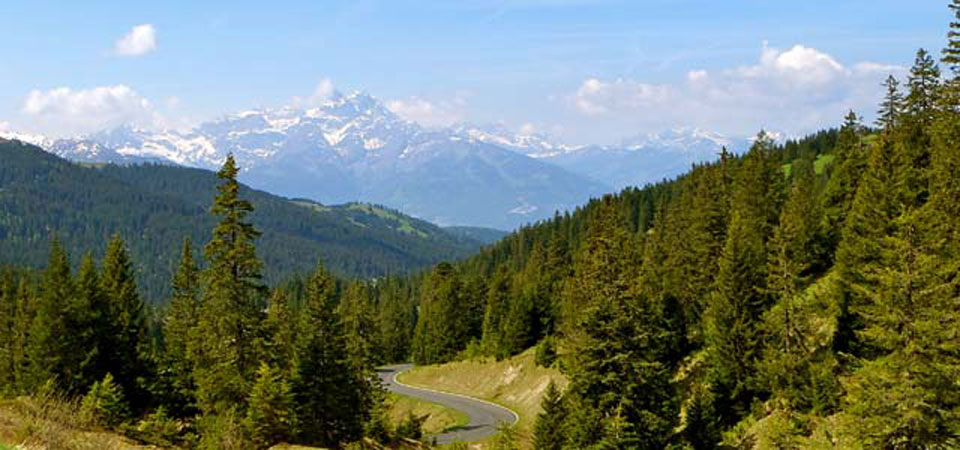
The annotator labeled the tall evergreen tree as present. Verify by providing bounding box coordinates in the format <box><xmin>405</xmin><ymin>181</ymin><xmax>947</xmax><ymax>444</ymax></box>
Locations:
<box><xmin>412</xmin><ymin>262</ymin><xmax>466</xmax><ymax>364</ymax></box>
<box><xmin>294</xmin><ymin>263</ymin><xmax>373</xmax><ymax>447</ymax></box>
<box><xmin>821</xmin><ymin>111</ymin><xmax>867</xmax><ymax>254</ymax></box>
<box><xmin>100</xmin><ymin>235</ymin><xmax>151</xmax><ymax>409</ymax></box>
<box><xmin>25</xmin><ymin>239</ymin><xmax>73</xmax><ymax>391</ymax></box>
<box><xmin>70</xmin><ymin>254</ymin><xmax>108</xmax><ymax>394</ymax></box>
<box><xmin>194</xmin><ymin>154</ymin><xmax>268</xmax><ymax>415</ymax></box>
<box><xmin>533</xmin><ymin>381</ymin><xmax>566</xmax><ymax>450</ymax></box>
<box><xmin>944</xmin><ymin>0</ymin><xmax>960</xmax><ymax>74</ymax></box>
<box><xmin>703</xmin><ymin>132</ymin><xmax>783</xmax><ymax>426</ymax></box>
<box><xmin>162</xmin><ymin>239</ymin><xmax>201</xmax><ymax>415</ymax></box>
<box><xmin>562</xmin><ymin>197</ymin><xmax>676</xmax><ymax>449</ymax></box>
<box><xmin>876</xmin><ymin>76</ymin><xmax>904</xmax><ymax>131</ymax></box>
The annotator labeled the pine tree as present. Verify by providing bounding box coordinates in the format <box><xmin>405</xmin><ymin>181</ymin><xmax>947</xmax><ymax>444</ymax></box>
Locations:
<box><xmin>162</xmin><ymin>239</ymin><xmax>201</xmax><ymax>415</ymax></box>
<box><xmin>294</xmin><ymin>263</ymin><xmax>373</xmax><ymax>447</ymax></box>
<box><xmin>194</xmin><ymin>154</ymin><xmax>267</xmax><ymax>415</ymax></box>
<box><xmin>533</xmin><ymin>381</ymin><xmax>566</xmax><ymax>450</ymax></box>
<box><xmin>244</xmin><ymin>362</ymin><xmax>298</xmax><ymax>449</ymax></box>
<box><xmin>100</xmin><ymin>235</ymin><xmax>151</xmax><ymax>410</ymax></box>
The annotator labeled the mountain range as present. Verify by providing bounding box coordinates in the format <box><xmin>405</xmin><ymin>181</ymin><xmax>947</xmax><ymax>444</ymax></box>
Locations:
<box><xmin>0</xmin><ymin>138</ymin><xmax>488</xmax><ymax>300</ymax></box>
<box><xmin>2</xmin><ymin>91</ymin><xmax>751</xmax><ymax>229</ymax></box>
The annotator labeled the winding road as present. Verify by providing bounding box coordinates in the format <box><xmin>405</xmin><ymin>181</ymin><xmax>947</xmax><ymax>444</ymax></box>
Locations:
<box><xmin>378</xmin><ymin>364</ymin><xmax>519</xmax><ymax>444</ymax></box>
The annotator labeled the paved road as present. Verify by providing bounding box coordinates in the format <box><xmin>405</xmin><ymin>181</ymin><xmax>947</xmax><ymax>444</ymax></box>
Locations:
<box><xmin>378</xmin><ymin>364</ymin><xmax>519</xmax><ymax>445</ymax></box>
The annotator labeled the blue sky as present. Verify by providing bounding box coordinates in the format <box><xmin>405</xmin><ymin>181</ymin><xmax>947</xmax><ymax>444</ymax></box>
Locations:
<box><xmin>0</xmin><ymin>1</ymin><xmax>950</xmax><ymax>143</ymax></box>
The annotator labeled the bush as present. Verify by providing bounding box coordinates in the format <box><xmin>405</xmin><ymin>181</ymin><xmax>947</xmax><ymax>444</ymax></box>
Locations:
<box><xmin>535</xmin><ymin>336</ymin><xmax>557</xmax><ymax>368</ymax></box>
<box><xmin>79</xmin><ymin>373</ymin><xmax>129</xmax><ymax>428</ymax></box>
<box><xmin>197</xmin><ymin>409</ymin><xmax>246</xmax><ymax>450</ymax></box>
<box><xmin>131</xmin><ymin>407</ymin><xmax>184</xmax><ymax>446</ymax></box>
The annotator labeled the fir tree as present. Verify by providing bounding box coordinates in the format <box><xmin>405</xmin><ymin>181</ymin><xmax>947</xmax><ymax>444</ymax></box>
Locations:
<box><xmin>162</xmin><ymin>239</ymin><xmax>201</xmax><ymax>415</ymax></box>
<box><xmin>100</xmin><ymin>235</ymin><xmax>150</xmax><ymax>409</ymax></box>
<box><xmin>412</xmin><ymin>262</ymin><xmax>466</xmax><ymax>364</ymax></box>
<box><xmin>194</xmin><ymin>154</ymin><xmax>267</xmax><ymax>414</ymax></box>
<box><xmin>944</xmin><ymin>0</ymin><xmax>960</xmax><ymax>74</ymax></box>
<box><xmin>562</xmin><ymin>197</ymin><xmax>675</xmax><ymax>449</ymax></box>
<box><xmin>481</xmin><ymin>267</ymin><xmax>511</xmax><ymax>356</ymax></box>
<box><xmin>533</xmin><ymin>381</ymin><xmax>566</xmax><ymax>450</ymax></box>
<box><xmin>703</xmin><ymin>133</ymin><xmax>783</xmax><ymax>426</ymax></box>
<box><xmin>294</xmin><ymin>263</ymin><xmax>373</xmax><ymax>447</ymax></box>
<box><xmin>821</xmin><ymin>111</ymin><xmax>867</xmax><ymax>254</ymax></box>
<box><xmin>244</xmin><ymin>363</ymin><xmax>298</xmax><ymax>449</ymax></box>
<box><xmin>25</xmin><ymin>239</ymin><xmax>73</xmax><ymax>391</ymax></box>
<box><xmin>876</xmin><ymin>76</ymin><xmax>904</xmax><ymax>131</ymax></box>
<box><xmin>70</xmin><ymin>253</ymin><xmax>108</xmax><ymax>394</ymax></box>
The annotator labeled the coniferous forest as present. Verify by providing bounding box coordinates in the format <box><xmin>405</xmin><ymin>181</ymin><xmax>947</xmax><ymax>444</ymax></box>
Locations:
<box><xmin>1</xmin><ymin>2</ymin><xmax>960</xmax><ymax>449</ymax></box>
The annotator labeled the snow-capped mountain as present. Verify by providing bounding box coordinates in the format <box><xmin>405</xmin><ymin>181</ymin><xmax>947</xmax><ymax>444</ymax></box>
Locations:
<box><xmin>42</xmin><ymin>92</ymin><xmax>608</xmax><ymax>230</ymax></box>
<box><xmin>14</xmin><ymin>91</ymin><xmax>752</xmax><ymax>228</ymax></box>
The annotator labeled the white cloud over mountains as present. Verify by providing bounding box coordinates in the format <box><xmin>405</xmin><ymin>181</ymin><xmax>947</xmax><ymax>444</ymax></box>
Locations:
<box><xmin>114</xmin><ymin>24</ymin><xmax>157</xmax><ymax>57</ymax></box>
<box><xmin>571</xmin><ymin>42</ymin><xmax>906</xmax><ymax>136</ymax></box>
<box><xmin>386</xmin><ymin>93</ymin><xmax>469</xmax><ymax>127</ymax></box>
<box><xmin>21</xmin><ymin>85</ymin><xmax>157</xmax><ymax>136</ymax></box>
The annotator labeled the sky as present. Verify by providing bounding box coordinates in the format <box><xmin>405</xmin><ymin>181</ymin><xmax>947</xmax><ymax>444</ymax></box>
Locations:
<box><xmin>0</xmin><ymin>1</ymin><xmax>950</xmax><ymax>144</ymax></box>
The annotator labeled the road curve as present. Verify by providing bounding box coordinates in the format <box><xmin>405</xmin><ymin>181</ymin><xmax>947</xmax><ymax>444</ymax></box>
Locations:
<box><xmin>378</xmin><ymin>364</ymin><xmax>519</xmax><ymax>444</ymax></box>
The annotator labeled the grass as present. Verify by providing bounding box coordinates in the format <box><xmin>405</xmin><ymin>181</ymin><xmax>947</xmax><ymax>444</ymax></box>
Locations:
<box><xmin>397</xmin><ymin>348</ymin><xmax>567</xmax><ymax>449</ymax></box>
<box><xmin>0</xmin><ymin>393</ymin><xmax>148</xmax><ymax>449</ymax></box>
<box><xmin>386</xmin><ymin>393</ymin><xmax>470</xmax><ymax>435</ymax></box>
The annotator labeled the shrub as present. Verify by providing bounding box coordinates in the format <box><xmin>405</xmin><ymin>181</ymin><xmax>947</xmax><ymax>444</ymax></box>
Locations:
<box><xmin>79</xmin><ymin>373</ymin><xmax>129</xmax><ymax>428</ymax></box>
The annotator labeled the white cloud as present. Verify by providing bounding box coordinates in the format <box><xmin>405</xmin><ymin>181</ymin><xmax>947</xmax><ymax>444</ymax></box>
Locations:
<box><xmin>570</xmin><ymin>42</ymin><xmax>907</xmax><ymax>136</ymax></box>
<box><xmin>386</xmin><ymin>96</ymin><xmax>465</xmax><ymax>127</ymax></box>
<box><xmin>21</xmin><ymin>85</ymin><xmax>157</xmax><ymax>136</ymax></box>
<box><xmin>0</xmin><ymin>121</ymin><xmax>9</xmax><ymax>131</ymax></box>
<box><xmin>114</xmin><ymin>24</ymin><xmax>157</xmax><ymax>56</ymax></box>
<box><xmin>290</xmin><ymin>78</ymin><xmax>340</xmax><ymax>108</ymax></box>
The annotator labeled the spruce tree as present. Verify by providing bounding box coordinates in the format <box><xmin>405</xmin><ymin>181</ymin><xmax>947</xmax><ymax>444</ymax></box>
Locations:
<box><xmin>905</xmin><ymin>48</ymin><xmax>942</xmax><ymax>126</ymax></box>
<box><xmin>294</xmin><ymin>263</ymin><xmax>373</xmax><ymax>447</ymax></box>
<box><xmin>194</xmin><ymin>154</ymin><xmax>267</xmax><ymax>414</ymax></box>
<box><xmin>481</xmin><ymin>267</ymin><xmax>511</xmax><ymax>357</ymax></box>
<box><xmin>244</xmin><ymin>362</ymin><xmax>298</xmax><ymax>449</ymax></box>
<box><xmin>944</xmin><ymin>0</ymin><xmax>960</xmax><ymax>74</ymax></box>
<box><xmin>533</xmin><ymin>381</ymin><xmax>566</xmax><ymax>450</ymax></box>
<box><xmin>25</xmin><ymin>239</ymin><xmax>73</xmax><ymax>391</ymax></box>
<box><xmin>838</xmin><ymin>210</ymin><xmax>960</xmax><ymax>447</ymax></box>
<box><xmin>703</xmin><ymin>133</ymin><xmax>783</xmax><ymax>426</ymax></box>
<box><xmin>338</xmin><ymin>281</ymin><xmax>380</xmax><ymax>370</ymax></box>
<box><xmin>70</xmin><ymin>253</ymin><xmax>109</xmax><ymax>394</ymax></box>
<box><xmin>834</xmin><ymin>132</ymin><xmax>899</xmax><ymax>358</ymax></box>
<box><xmin>821</xmin><ymin>111</ymin><xmax>867</xmax><ymax>254</ymax></box>
<box><xmin>162</xmin><ymin>239</ymin><xmax>201</xmax><ymax>415</ymax></box>
<box><xmin>100</xmin><ymin>235</ymin><xmax>150</xmax><ymax>409</ymax></box>
<box><xmin>0</xmin><ymin>271</ymin><xmax>15</xmax><ymax>395</ymax></box>
<box><xmin>562</xmin><ymin>197</ymin><xmax>675</xmax><ymax>449</ymax></box>
<box><xmin>876</xmin><ymin>76</ymin><xmax>904</xmax><ymax>131</ymax></box>
<box><xmin>411</xmin><ymin>262</ymin><xmax>465</xmax><ymax>364</ymax></box>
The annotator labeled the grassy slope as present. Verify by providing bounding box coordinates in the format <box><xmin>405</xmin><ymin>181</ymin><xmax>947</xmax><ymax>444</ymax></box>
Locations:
<box><xmin>387</xmin><ymin>393</ymin><xmax>470</xmax><ymax>435</ymax></box>
<box><xmin>398</xmin><ymin>348</ymin><xmax>567</xmax><ymax>448</ymax></box>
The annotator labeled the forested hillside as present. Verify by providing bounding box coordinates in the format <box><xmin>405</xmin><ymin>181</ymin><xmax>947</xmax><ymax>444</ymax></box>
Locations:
<box><xmin>367</xmin><ymin>7</ymin><xmax>960</xmax><ymax>447</ymax></box>
<box><xmin>0</xmin><ymin>141</ymin><xmax>483</xmax><ymax>301</ymax></box>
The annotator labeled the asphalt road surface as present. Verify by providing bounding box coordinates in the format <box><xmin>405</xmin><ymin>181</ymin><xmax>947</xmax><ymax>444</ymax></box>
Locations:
<box><xmin>378</xmin><ymin>364</ymin><xmax>519</xmax><ymax>445</ymax></box>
